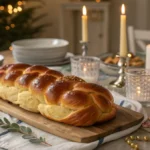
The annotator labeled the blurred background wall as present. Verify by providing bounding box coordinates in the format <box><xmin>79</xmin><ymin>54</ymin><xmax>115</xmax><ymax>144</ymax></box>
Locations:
<box><xmin>30</xmin><ymin>0</ymin><xmax>150</xmax><ymax>54</ymax></box>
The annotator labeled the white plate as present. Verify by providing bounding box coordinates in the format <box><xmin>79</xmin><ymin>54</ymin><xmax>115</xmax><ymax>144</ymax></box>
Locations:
<box><xmin>15</xmin><ymin>52</ymin><xmax>74</xmax><ymax>66</ymax></box>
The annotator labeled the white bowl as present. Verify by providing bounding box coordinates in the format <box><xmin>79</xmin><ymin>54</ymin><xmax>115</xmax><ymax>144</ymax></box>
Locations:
<box><xmin>12</xmin><ymin>38</ymin><xmax>69</xmax><ymax>64</ymax></box>
<box><xmin>12</xmin><ymin>38</ymin><xmax>69</xmax><ymax>49</ymax></box>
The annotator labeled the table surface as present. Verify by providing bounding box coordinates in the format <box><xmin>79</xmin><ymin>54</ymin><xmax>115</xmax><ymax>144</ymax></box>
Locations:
<box><xmin>0</xmin><ymin>50</ymin><xmax>150</xmax><ymax>150</ymax></box>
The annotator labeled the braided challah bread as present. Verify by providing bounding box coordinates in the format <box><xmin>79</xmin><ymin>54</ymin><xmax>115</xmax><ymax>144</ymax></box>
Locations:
<box><xmin>0</xmin><ymin>64</ymin><xmax>116</xmax><ymax>126</ymax></box>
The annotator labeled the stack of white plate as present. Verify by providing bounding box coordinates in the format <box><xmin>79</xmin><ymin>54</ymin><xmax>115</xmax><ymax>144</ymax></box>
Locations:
<box><xmin>12</xmin><ymin>38</ymin><xmax>70</xmax><ymax>66</ymax></box>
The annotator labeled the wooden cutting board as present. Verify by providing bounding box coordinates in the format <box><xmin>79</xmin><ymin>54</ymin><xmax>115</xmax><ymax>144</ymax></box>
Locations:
<box><xmin>0</xmin><ymin>99</ymin><xmax>144</xmax><ymax>143</ymax></box>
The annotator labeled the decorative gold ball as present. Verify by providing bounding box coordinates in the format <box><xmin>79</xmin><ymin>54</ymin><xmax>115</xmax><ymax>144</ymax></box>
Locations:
<box><xmin>144</xmin><ymin>136</ymin><xmax>149</xmax><ymax>141</ymax></box>
<box><xmin>130</xmin><ymin>142</ymin><xmax>135</xmax><ymax>148</ymax></box>
<box><xmin>134</xmin><ymin>144</ymin><xmax>138</xmax><ymax>148</ymax></box>
<box><xmin>127</xmin><ymin>140</ymin><xmax>131</xmax><ymax>145</ymax></box>
<box><xmin>130</xmin><ymin>135</ymin><xmax>135</xmax><ymax>140</ymax></box>
<box><xmin>125</xmin><ymin>137</ymin><xmax>129</xmax><ymax>141</ymax></box>
<box><xmin>136</xmin><ymin>136</ymin><xmax>141</xmax><ymax>140</ymax></box>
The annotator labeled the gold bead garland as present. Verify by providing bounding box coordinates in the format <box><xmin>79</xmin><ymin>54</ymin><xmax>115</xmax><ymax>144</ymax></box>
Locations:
<box><xmin>125</xmin><ymin>135</ymin><xmax>150</xmax><ymax>150</ymax></box>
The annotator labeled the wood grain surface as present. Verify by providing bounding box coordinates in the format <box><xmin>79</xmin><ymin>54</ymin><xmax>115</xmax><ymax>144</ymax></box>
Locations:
<box><xmin>0</xmin><ymin>99</ymin><xmax>144</xmax><ymax>143</ymax></box>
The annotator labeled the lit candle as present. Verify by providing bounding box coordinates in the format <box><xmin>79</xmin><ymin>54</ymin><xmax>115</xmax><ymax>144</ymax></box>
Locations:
<box><xmin>82</xmin><ymin>65</ymin><xmax>96</xmax><ymax>83</ymax></box>
<box><xmin>136</xmin><ymin>86</ymin><xmax>142</xmax><ymax>101</ymax></box>
<box><xmin>82</xmin><ymin>5</ymin><xmax>88</xmax><ymax>42</ymax></box>
<box><xmin>120</xmin><ymin>4</ymin><xmax>128</xmax><ymax>57</ymax></box>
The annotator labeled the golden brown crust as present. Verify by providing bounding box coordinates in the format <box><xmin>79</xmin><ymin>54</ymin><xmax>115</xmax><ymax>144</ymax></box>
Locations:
<box><xmin>0</xmin><ymin>63</ymin><xmax>117</xmax><ymax>126</ymax></box>
<box><xmin>0</xmin><ymin>64</ymin><xmax>13</xmax><ymax>70</ymax></box>
<box><xmin>45</xmin><ymin>81</ymin><xmax>74</xmax><ymax>105</ymax></box>
<box><xmin>30</xmin><ymin>74</ymin><xmax>56</xmax><ymax>94</ymax></box>
<box><xmin>45</xmin><ymin>70</ymin><xmax>63</xmax><ymax>78</ymax></box>
<box><xmin>61</xmin><ymin>90</ymin><xmax>93</xmax><ymax>110</ymax></box>
<box><xmin>7</xmin><ymin>63</ymin><xmax>30</xmax><ymax>72</ymax></box>
<box><xmin>24</xmin><ymin>65</ymin><xmax>48</xmax><ymax>74</ymax></box>
<box><xmin>15</xmin><ymin>72</ymin><xmax>39</xmax><ymax>88</ymax></box>
<box><xmin>61</xmin><ymin>105</ymin><xmax>100</xmax><ymax>126</ymax></box>
<box><xmin>4</xmin><ymin>70</ymin><xmax>22</xmax><ymax>86</ymax></box>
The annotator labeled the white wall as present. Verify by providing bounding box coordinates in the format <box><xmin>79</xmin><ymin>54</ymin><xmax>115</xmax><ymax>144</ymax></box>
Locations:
<box><xmin>33</xmin><ymin>0</ymin><xmax>69</xmax><ymax>38</ymax></box>
<box><xmin>32</xmin><ymin>0</ymin><xmax>149</xmax><ymax>53</ymax></box>
<box><xmin>135</xmin><ymin>0</ymin><xmax>149</xmax><ymax>29</ymax></box>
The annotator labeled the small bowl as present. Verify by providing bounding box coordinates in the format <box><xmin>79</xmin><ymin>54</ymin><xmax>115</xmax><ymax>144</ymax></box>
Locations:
<box><xmin>0</xmin><ymin>55</ymin><xmax>4</xmax><ymax>66</ymax></box>
<box><xmin>99</xmin><ymin>53</ymin><xmax>119</xmax><ymax>76</ymax></box>
<box><xmin>99</xmin><ymin>53</ymin><xmax>145</xmax><ymax>76</ymax></box>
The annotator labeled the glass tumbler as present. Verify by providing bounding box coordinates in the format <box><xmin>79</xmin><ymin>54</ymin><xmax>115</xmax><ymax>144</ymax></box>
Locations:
<box><xmin>70</xmin><ymin>56</ymin><xmax>100</xmax><ymax>83</ymax></box>
<box><xmin>125</xmin><ymin>68</ymin><xmax>150</xmax><ymax>106</ymax></box>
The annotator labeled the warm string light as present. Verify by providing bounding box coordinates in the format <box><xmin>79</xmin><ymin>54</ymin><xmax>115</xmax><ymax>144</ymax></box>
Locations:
<box><xmin>5</xmin><ymin>24</ymin><xmax>16</xmax><ymax>30</ymax></box>
<box><xmin>17</xmin><ymin>6</ymin><xmax>22</xmax><ymax>12</ymax></box>
<box><xmin>1</xmin><ymin>1</ymin><xmax>24</xmax><ymax>14</ymax></box>
<box><xmin>5</xmin><ymin>26</ymin><xmax>10</xmax><ymax>30</ymax></box>
<box><xmin>9</xmin><ymin>46</ymin><xmax>13</xmax><ymax>51</ymax></box>
<box><xmin>18</xmin><ymin>1</ymin><xmax>23</xmax><ymax>6</ymax></box>
<box><xmin>10</xmin><ymin>24</ymin><xmax>15</xmax><ymax>28</ymax></box>
<box><xmin>0</xmin><ymin>6</ymin><xmax>4</xmax><ymax>10</ymax></box>
<box><xmin>13</xmin><ymin>8</ymin><xmax>18</xmax><ymax>13</ymax></box>
<box><xmin>3</xmin><ymin>2</ymin><xmax>22</xmax><ymax>30</ymax></box>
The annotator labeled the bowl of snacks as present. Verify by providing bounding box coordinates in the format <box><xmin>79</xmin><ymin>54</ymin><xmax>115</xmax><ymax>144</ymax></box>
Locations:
<box><xmin>99</xmin><ymin>52</ymin><xmax>145</xmax><ymax>76</ymax></box>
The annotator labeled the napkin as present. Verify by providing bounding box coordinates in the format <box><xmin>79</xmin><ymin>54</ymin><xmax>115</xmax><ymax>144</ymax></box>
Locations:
<box><xmin>0</xmin><ymin>92</ymin><xmax>147</xmax><ymax>150</ymax></box>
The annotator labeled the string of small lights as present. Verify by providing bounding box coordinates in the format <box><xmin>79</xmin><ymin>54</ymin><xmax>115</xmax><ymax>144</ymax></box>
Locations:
<box><xmin>0</xmin><ymin>0</ymin><xmax>25</xmax><ymax>34</ymax></box>
<box><xmin>0</xmin><ymin>0</ymin><xmax>46</xmax><ymax>50</ymax></box>
<box><xmin>0</xmin><ymin>1</ymin><xmax>25</xmax><ymax>14</ymax></box>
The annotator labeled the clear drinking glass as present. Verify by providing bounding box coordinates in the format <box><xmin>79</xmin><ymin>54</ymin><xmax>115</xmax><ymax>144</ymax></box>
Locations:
<box><xmin>70</xmin><ymin>56</ymin><xmax>100</xmax><ymax>83</ymax></box>
<box><xmin>126</xmin><ymin>68</ymin><xmax>150</xmax><ymax>106</ymax></box>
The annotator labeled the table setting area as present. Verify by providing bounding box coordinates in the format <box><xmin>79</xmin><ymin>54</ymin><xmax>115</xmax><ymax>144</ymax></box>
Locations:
<box><xmin>0</xmin><ymin>2</ymin><xmax>150</xmax><ymax>150</ymax></box>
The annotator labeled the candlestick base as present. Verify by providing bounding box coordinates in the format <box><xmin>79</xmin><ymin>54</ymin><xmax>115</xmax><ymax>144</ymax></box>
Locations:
<box><xmin>109</xmin><ymin>56</ymin><xmax>127</xmax><ymax>88</ymax></box>
<box><xmin>109</xmin><ymin>75</ymin><xmax>125</xmax><ymax>88</ymax></box>
<box><xmin>80</xmin><ymin>41</ymin><xmax>88</xmax><ymax>56</ymax></box>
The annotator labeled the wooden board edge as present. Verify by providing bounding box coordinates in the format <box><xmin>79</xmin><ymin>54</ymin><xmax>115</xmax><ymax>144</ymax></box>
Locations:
<box><xmin>0</xmin><ymin>99</ymin><xmax>144</xmax><ymax>143</ymax></box>
<box><xmin>81</xmin><ymin>115</ymin><xmax>144</xmax><ymax>142</ymax></box>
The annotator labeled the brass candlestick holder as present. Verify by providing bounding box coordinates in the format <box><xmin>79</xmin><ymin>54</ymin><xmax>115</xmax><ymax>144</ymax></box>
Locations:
<box><xmin>109</xmin><ymin>56</ymin><xmax>127</xmax><ymax>88</ymax></box>
<box><xmin>80</xmin><ymin>41</ymin><xmax>88</xmax><ymax>56</ymax></box>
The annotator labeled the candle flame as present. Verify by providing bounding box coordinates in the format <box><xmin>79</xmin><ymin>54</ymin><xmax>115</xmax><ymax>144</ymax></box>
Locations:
<box><xmin>121</xmin><ymin>4</ymin><xmax>125</xmax><ymax>15</ymax></box>
<box><xmin>137</xmin><ymin>87</ymin><xmax>141</xmax><ymax>90</ymax></box>
<box><xmin>137</xmin><ymin>87</ymin><xmax>141</xmax><ymax>95</ymax></box>
<box><xmin>82</xmin><ymin>5</ymin><xmax>87</xmax><ymax>16</ymax></box>
<box><xmin>83</xmin><ymin>67</ymin><xmax>87</xmax><ymax>72</ymax></box>
<box><xmin>137</xmin><ymin>90</ymin><xmax>141</xmax><ymax>94</ymax></box>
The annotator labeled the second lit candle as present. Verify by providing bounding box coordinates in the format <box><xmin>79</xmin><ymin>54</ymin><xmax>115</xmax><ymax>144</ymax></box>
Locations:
<box><xmin>82</xmin><ymin>5</ymin><xmax>88</xmax><ymax>42</ymax></box>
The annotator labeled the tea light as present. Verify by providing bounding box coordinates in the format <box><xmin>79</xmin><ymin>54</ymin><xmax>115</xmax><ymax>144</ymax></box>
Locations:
<box><xmin>136</xmin><ymin>87</ymin><xmax>141</xmax><ymax>99</ymax></box>
<box><xmin>82</xmin><ymin>66</ymin><xmax>97</xmax><ymax>82</ymax></box>
<box><xmin>126</xmin><ymin>68</ymin><xmax>150</xmax><ymax>106</ymax></box>
<box><xmin>71</xmin><ymin>56</ymin><xmax>100</xmax><ymax>83</ymax></box>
